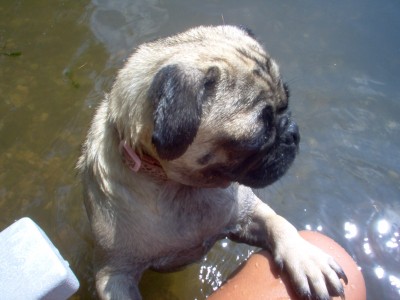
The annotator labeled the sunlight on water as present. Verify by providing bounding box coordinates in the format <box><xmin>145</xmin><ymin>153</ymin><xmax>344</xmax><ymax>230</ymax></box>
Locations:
<box><xmin>363</xmin><ymin>210</ymin><xmax>400</xmax><ymax>297</ymax></box>
<box><xmin>199</xmin><ymin>264</ymin><xmax>222</xmax><ymax>291</ymax></box>
<box><xmin>375</xmin><ymin>266</ymin><xmax>385</xmax><ymax>279</ymax></box>
<box><xmin>344</xmin><ymin>222</ymin><xmax>358</xmax><ymax>239</ymax></box>
<box><xmin>389</xmin><ymin>275</ymin><xmax>400</xmax><ymax>293</ymax></box>
<box><xmin>363</xmin><ymin>238</ymin><xmax>372</xmax><ymax>255</ymax></box>
<box><xmin>304</xmin><ymin>224</ymin><xmax>323</xmax><ymax>231</ymax></box>
<box><xmin>1</xmin><ymin>0</ymin><xmax>399</xmax><ymax>299</ymax></box>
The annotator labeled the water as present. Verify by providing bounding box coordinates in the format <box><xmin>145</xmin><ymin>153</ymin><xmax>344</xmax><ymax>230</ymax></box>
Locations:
<box><xmin>1</xmin><ymin>1</ymin><xmax>399</xmax><ymax>299</ymax></box>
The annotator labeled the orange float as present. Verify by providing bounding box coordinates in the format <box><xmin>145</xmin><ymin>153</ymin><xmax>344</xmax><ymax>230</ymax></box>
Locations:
<box><xmin>209</xmin><ymin>230</ymin><xmax>366</xmax><ymax>300</ymax></box>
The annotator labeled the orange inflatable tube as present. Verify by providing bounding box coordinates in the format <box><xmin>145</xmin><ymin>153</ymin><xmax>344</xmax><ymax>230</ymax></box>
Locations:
<box><xmin>209</xmin><ymin>231</ymin><xmax>366</xmax><ymax>300</ymax></box>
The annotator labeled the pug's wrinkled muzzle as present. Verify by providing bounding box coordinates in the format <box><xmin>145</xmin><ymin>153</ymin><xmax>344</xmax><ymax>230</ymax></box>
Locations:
<box><xmin>230</xmin><ymin>114</ymin><xmax>300</xmax><ymax>188</ymax></box>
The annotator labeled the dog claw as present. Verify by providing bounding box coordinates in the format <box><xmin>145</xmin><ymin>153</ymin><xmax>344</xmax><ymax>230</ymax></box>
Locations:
<box><xmin>329</xmin><ymin>259</ymin><xmax>348</xmax><ymax>285</ymax></box>
<box><xmin>340</xmin><ymin>269</ymin><xmax>348</xmax><ymax>285</ymax></box>
<box><xmin>327</xmin><ymin>283</ymin><xmax>345</xmax><ymax>300</ymax></box>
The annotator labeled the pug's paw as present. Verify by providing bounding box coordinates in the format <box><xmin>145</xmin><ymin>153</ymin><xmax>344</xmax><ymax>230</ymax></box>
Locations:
<box><xmin>273</xmin><ymin>236</ymin><xmax>348</xmax><ymax>300</ymax></box>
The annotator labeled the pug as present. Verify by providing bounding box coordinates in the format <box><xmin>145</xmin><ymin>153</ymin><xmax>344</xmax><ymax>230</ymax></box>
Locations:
<box><xmin>77</xmin><ymin>25</ymin><xmax>347</xmax><ymax>300</ymax></box>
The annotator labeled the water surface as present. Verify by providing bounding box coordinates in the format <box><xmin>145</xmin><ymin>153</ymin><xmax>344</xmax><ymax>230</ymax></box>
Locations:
<box><xmin>1</xmin><ymin>1</ymin><xmax>399</xmax><ymax>299</ymax></box>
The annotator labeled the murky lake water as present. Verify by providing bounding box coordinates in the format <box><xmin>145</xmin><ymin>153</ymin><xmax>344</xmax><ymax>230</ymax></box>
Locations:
<box><xmin>1</xmin><ymin>1</ymin><xmax>399</xmax><ymax>299</ymax></box>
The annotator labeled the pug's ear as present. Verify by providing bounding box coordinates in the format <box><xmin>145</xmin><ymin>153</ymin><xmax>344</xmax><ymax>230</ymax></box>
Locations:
<box><xmin>149</xmin><ymin>64</ymin><xmax>219</xmax><ymax>160</ymax></box>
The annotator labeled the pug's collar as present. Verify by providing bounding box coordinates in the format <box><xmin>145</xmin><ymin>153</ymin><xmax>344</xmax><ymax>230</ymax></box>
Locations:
<box><xmin>119</xmin><ymin>140</ymin><xmax>168</xmax><ymax>182</ymax></box>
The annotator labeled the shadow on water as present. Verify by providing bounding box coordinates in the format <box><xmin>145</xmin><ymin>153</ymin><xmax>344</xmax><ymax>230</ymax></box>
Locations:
<box><xmin>0</xmin><ymin>0</ymin><xmax>399</xmax><ymax>299</ymax></box>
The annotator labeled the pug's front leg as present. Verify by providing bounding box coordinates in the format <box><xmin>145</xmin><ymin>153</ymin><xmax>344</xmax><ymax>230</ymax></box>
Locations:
<box><xmin>229</xmin><ymin>199</ymin><xmax>348</xmax><ymax>300</ymax></box>
<box><xmin>96</xmin><ymin>268</ymin><xmax>142</xmax><ymax>300</ymax></box>
<box><xmin>94</xmin><ymin>250</ymin><xmax>145</xmax><ymax>300</ymax></box>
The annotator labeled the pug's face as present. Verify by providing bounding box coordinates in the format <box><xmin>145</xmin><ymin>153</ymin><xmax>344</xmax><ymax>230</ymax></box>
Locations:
<box><xmin>143</xmin><ymin>26</ymin><xmax>300</xmax><ymax>188</ymax></box>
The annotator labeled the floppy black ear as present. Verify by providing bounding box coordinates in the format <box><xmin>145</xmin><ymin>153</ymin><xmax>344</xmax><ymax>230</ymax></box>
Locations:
<box><xmin>149</xmin><ymin>64</ymin><xmax>219</xmax><ymax>160</ymax></box>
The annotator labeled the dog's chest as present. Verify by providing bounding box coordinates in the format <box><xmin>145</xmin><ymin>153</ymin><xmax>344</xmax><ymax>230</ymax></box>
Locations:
<box><xmin>150</xmin><ymin>187</ymin><xmax>236</xmax><ymax>246</ymax></box>
<box><xmin>142</xmin><ymin>188</ymin><xmax>237</xmax><ymax>269</ymax></box>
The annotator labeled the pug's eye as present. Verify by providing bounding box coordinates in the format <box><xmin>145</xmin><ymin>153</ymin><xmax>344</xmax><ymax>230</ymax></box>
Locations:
<box><xmin>261</xmin><ymin>105</ymin><xmax>274</xmax><ymax>127</ymax></box>
<box><xmin>198</xmin><ymin>153</ymin><xmax>213</xmax><ymax>165</ymax></box>
<box><xmin>277</xmin><ymin>100</ymin><xmax>288</xmax><ymax>114</ymax></box>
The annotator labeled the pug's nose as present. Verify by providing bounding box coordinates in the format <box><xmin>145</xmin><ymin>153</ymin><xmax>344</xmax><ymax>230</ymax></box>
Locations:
<box><xmin>278</xmin><ymin>115</ymin><xmax>300</xmax><ymax>146</ymax></box>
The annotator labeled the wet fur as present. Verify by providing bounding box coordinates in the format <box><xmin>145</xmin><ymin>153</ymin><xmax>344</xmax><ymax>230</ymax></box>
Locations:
<box><xmin>78</xmin><ymin>25</ymin><xmax>347</xmax><ymax>300</ymax></box>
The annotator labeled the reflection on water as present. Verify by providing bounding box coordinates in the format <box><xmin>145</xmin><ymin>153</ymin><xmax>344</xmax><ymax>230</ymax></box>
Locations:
<box><xmin>367</xmin><ymin>209</ymin><xmax>400</xmax><ymax>274</ymax></box>
<box><xmin>1</xmin><ymin>0</ymin><xmax>399</xmax><ymax>299</ymax></box>
<box><xmin>90</xmin><ymin>0</ymin><xmax>168</xmax><ymax>64</ymax></box>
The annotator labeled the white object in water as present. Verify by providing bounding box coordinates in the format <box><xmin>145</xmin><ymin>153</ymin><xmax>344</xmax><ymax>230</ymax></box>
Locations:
<box><xmin>0</xmin><ymin>217</ymin><xmax>80</xmax><ymax>300</ymax></box>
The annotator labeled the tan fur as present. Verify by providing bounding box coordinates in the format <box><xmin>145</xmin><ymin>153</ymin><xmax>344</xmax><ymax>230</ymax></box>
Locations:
<box><xmin>78</xmin><ymin>25</ymin><xmax>346</xmax><ymax>300</ymax></box>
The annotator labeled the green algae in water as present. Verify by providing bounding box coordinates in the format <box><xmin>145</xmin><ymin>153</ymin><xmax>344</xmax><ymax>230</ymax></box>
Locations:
<box><xmin>63</xmin><ymin>68</ymin><xmax>80</xmax><ymax>89</ymax></box>
<box><xmin>0</xmin><ymin>51</ymin><xmax>22</xmax><ymax>57</ymax></box>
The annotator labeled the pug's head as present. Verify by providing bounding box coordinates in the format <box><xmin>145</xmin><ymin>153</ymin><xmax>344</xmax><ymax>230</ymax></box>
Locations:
<box><xmin>114</xmin><ymin>25</ymin><xmax>300</xmax><ymax>188</ymax></box>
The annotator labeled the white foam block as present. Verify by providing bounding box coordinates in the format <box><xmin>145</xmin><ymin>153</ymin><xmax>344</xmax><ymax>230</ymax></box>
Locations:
<box><xmin>0</xmin><ymin>217</ymin><xmax>79</xmax><ymax>300</ymax></box>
